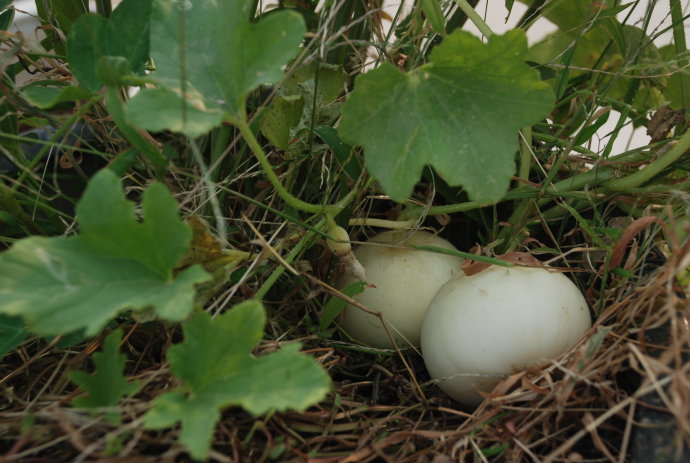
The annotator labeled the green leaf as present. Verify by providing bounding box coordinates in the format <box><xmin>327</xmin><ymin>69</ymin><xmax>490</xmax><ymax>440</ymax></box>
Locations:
<box><xmin>66</xmin><ymin>14</ymin><xmax>108</xmax><ymax>92</ymax></box>
<box><xmin>259</xmin><ymin>96</ymin><xmax>304</xmax><ymax>150</ymax></box>
<box><xmin>659</xmin><ymin>44</ymin><xmax>689</xmax><ymax>110</ymax></box>
<box><xmin>66</xmin><ymin>0</ymin><xmax>152</xmax><ymax>90</ymax></box>
<box><xmin>36</xmin><ymin>0</ymin><xmax>89</xmax><ymax>33</ymax></box>
<box><xmin>339</xmin><ymin>29</ymin><xmax>554</xmax><ymax>204</ymax></box>
<box><xmin>260</xmin><ymin>62</ymin><xmax>346</xmax><ymax>150</ymax></box>
<box><xmin>106</xmin><ymin>0</ymin><xmax>153</xmax><ymax>75</ymax></box>
<box><xmin>69</xmin><ymin>329</ymin><xmax>140</xmax><ymax>411</ymax></box>
<box><xmin>144</xmin><ymin>301</ymin><xmax>330</xmax><ymax>460</ymax></box>
<box><xmin>0</xmin><ymin>314</ymin><xmax>27</xmax><ymax>360</ymax></box>
<box><xmin>21</xmin><ymin>85</ymin><xmax>93</xmax><ymax>109</ymax></box>
<box><xmin>421</xmin><ymin>0</ymin><xmax>446</xmax><ymax>36</ymax></box>
<box><xmin>0</xmin><ymin>169</ymin><xmax>211</xmax><ymax>336</ymax></box>
<box><xmin>0</xmin><ymin>8</ymin><xmax>14</xmax><ymax>31</ymax></box>
<box><xmin>125</xmin><ymin>87</ymin><xmax>224</xmax><ymax>138</ymax></box>
<box><xmin>314</xmin><ymin>125</ymin><xmax>360</xmax><ymax>182</ymax></box>
<box><xmin>126</xmin><ymin>0</ymin><xmax>306</xmax><ymax>137</ymax></box>
<box><xmin>319</xmin><ymin>281</ymin><xmax>366</xmax><ymax>332</ymax></box>
<box><xmin>523</xmin><ymin>1</ymin><xmax>634</xmax><ymax>72</ymax></box>
<box><xmin>574</xmin><ymin>110</ymin><xmax>610</xmax><ymax>146</ymax></box>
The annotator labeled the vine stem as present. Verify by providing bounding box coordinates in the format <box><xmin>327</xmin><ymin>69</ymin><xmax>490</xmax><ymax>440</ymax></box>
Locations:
<box><xmin>348</xmin><ymin>218</ymin><xmax>419</xmax><ymax>229</ymax></box>
<box><xmin>669</xmin><ymin>0</ymin><xmax>690</xmax><ymax>110</ymax></box>
<box><xmin>235</xmin><ymin>118</ymin><xmax>355</xmax><ymax>216</ymax></box>
<box><xmin>453</xmin><ymin>0</ymin><xmax>493</xmax><ymax>38</ymax></box>
<box><xmin>255</xmin><ymin>218</ymin><xmax>325</xmax><ymax>299</ymax></box>
<box><xmin>604</xmin><ymin>128</ymin><xmax>690</xmax><ymax>192</ymax></box>
<box><xmin>189</xmin><ymin>141</ymin><xmax>227</xmax><ymax>243</ymax></box>
<box><xmin>518</xmin><ymin>126</ymin><xmax>533</xmax><ymax>181</ymax></box>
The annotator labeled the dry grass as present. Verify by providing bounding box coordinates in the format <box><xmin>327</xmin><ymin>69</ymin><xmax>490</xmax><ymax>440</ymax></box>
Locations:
<box><xmin>1</xmin><ymin>5</ymin><xmax>689</xmax><ymax>461</ymax></box>
<box><xmin>1</xmin><ymin>209</ymin><xmax>688</xmax><ymax>462</ymax></box>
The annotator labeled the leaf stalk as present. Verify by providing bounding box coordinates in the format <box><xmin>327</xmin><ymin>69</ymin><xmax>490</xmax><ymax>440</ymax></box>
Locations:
<box><xmin>452</xmin><ymin>0</ymin><xmax>493</xmax><ymax>38</ymax></box>
<box><xmin>235</xmin><ymin>118</ymin><xmax>355</xmax><ymax>216</ymax></box>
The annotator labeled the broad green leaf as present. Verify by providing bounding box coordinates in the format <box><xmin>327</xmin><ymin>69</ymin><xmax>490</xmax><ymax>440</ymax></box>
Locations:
<box><xmin>0</xmin><ymin>8</ymin><xmax>14</xmax><ymax>31</ymax></box>
<box><xmin>523</xmin><ymin>1</ymin><xmax>634</xmax><ymax>72</ymax></box>
<box><xmin>518</xmin><ymin>0</ymin><xmax>618</xmax><ymax>32</ymax></box>
<box><xmin>659</xmin><ymin>44</ymin><xmax>689</xmax><ymax>110</ymax></box>
<box><xmin>106</xmin><ymin>0</ymin><xmax>152</xmax><ymax>75</ymax></box>
<box><xmin>0</xmin><ymin>314</ymin><xmax>27</xmax><ymax>359</ymax></box>
<box><xmin>21</xmin><ymin>85</ymin><xmax>93</xmax><ymax>109</ymax></box>
<box><xmin>167</xmin><ymin>300</ymin><xmax>265</xmax><ymax>391</ymax></box>
<box><xmin>339</xmin><ymin>29</ymin><xmax>554</xmax><ymax>204</ymax></box>
<box><xmin>125</xmin><ymin>87</ymin><xmax>224</xmax><ymax>138</ymax></box>
<box><xmin>69</xmin><ymin>329</ymin><xmax>140</xmax><ymax>413</ymax></box>
<box><xmin>126</xmin><ymin>0</ymin><xmax>306</xmax><ymax>137</ymax></box>
<box><xmin>36</xmin><ymin>0</ymin><xmax>89</xmax><ymax>33</ymax></box>
<box><xmin>260</xmin><ymin>62</ymin><xmax>346</xmax><ymax>150</ymax></box>
<box><xmin>66</xmin><ymin>14</ymin><xmax>108</xmax><ymax>92</ymax></box>
<box><xmin>260</xmin><ymin>96</ymin><xmax>304</xmax><ymax>150</ymax></box>
<box><xmin>66</xmin><ymin>0</ymin><xmax>152</xmax><ymax>91</ymax></box>
<box><xmin>144</xmin><ymin>301</ymin><xmax>330</xmax><ymax>460</ymax></box>
<box><xmin>0</xmin><ymin>169</ymin><xmax>210</xmax><ymax>336</ymax></box>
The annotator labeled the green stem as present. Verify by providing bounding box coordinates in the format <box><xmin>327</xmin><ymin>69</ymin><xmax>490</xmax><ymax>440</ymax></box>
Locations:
<box><xmin>235</xmin><ymin>118</ymin><xmax>353</xmax><ymax>216</ymax></box>
<box><xmin>409</xmin><ymin>244</ymin><xmax>514</xmax><ymax>267</ymax></box>
<box><xmin>348</xmin><ymin>218</ymin><xmax>419</xmax><ymax>229</ymax></box>
<box><xmin>224</xmin><ymin>188</ymin><xmax>335</xmax><ymax>239</ymax></box>
<box><xmin>105</xmin><ymin>87</ymin><xmax>168</xmax><ymax>172</ymax></box>
<box><xmin>402</xmin><ymin>147</ymin><xmax>654</xmax><ymax>218</ymax></box>
<box><xmin>452</xmin><ymin>0</ymin><xmax>493</xmax><ymax>38</ymax></box>
<box><xmin>518</xmin><ymin>127</ymin><xmax>533</xmax><ymax>181</ymax></box>
<box><xmin>499</xmin><ymin>201</ymin><xmax>535</xmax><ymax>253</ymax></box>
<box><xmin>0</xmin><ymin>183</ymin><xmax>45</xmax><ymax>235</ymax></box>
<box><xmin>255</xmin><ymin>218</ymin><xmax>325</xmax><ymax>300</ymax></box>
<box><xmin>604</xmin><ymin>128</ymin><xmax>690</xmax><ymax>192</ymax></box>
<box><xmin>670</xmin><ymin>0</ymin><xmax>690</xmax><ymax>110</ymax></box>
<box><xmin>531</xmin><ymin>132</ymin><xmax>596</xmax><ymax>156</ymax></box>
<box><xmin>95</xmin><ymin>0</ymin><xmax>112</xmax><ymax>17</ymax></box>
<box><xmin>189</xmin><ymin>141</ymin><xmax>226</xmax><ymax>242</ymax></box>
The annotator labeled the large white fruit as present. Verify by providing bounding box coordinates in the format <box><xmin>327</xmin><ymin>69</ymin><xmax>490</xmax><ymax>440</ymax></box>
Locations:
<box><xmin>421</xmin><ymin>265</ymin><xmax>591</xmax><ymax>406</ymax></box>
<box><xmin>337</xmin><ymin>230</ymin><xmax>463</xmax><ymax>348</ymax></box>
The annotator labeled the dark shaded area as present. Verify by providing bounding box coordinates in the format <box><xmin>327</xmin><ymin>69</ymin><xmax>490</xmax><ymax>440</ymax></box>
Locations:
<box><xmin>630</xmin><ymin>323</ymin><xmax>690</xmax><ymax>463</ymax></box>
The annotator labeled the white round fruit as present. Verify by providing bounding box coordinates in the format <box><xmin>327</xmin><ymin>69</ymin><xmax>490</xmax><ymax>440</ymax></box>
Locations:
<box><xmin>337</xmin><ymin>230</ymin><xmax>463</xmax><ymax>348</ymax></box>
<box><xmin>421</xmin><ymin>265</ymin><xmax>591</xmax><ymax>406</ymax></box>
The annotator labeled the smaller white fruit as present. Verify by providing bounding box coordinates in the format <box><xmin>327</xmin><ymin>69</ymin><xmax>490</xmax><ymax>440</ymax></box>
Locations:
<box><xmin>337</xmin><ymin>230</ymin><xmax>463</xmax><ymax>348</ymax></box>
<box><xmin>421</xmin><ymin>265</ymin><xmax>591</xmax><ymax>406</ymax></box>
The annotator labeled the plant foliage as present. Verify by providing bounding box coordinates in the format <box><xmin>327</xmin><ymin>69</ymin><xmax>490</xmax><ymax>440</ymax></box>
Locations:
<box><xmin>0</xmin><ymin>169</ymin><xmax>210</xmax><ymax>336</ymax></box>
<box><xmin>69</xmin><ymin>329</ymin><xmax>140</xmax><ymax>414</ymax></box>
<box><xmin>2</xmin><ymin>0</ymin><xmax>690</xmax><ymax>460</ymax></box>
<box><xmin>339</xmin><ymin>29</ymin><xmax>554</xmax><ymax>204</ymax></box>
<box><xmin>126</xmin><ymin>0</ymin><xmax>306</xmax><ymax>136</ymax></box>
<box><xmin>144</xmin><ymin>300</ymin><xmax>331</xmax><ymax>460</ymax></box>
